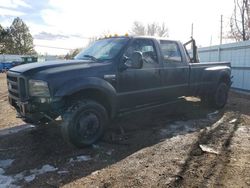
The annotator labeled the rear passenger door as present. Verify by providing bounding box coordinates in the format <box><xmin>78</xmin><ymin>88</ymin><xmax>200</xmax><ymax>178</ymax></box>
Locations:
<box><xmin>118</xmin><ymin>38</ymin><xmax>163</xmax><ymax>108</ymax></box>
<box><xmin>159</xmin><ymin>40</ymin><xmax>189</xmax><ymax>98</ymax></box>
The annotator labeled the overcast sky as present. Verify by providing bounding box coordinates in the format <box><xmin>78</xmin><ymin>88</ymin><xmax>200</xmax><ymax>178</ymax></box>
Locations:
<box><xmin>0</xmin><ymin>0</ymin><xmax>235</xmax><ymax>55</ymax></box>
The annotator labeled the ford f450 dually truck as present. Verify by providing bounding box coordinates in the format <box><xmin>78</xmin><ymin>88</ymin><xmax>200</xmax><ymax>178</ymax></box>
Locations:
<box><xmin>7</xmin><ymin>36</ymin><xmax>231</xmax><ymax>147</ymax></box>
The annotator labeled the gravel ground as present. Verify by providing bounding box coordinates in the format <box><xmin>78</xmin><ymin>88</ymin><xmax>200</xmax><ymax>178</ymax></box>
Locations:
<box><xmin>0</xmin><ymin>73</ymin><xmax>250</xmax><ymax>188</ymax></box>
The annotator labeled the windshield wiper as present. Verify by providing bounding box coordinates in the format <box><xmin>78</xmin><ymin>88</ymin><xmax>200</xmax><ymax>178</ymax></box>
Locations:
<box><xmin>83</xmin><ymin>55</ymin><xmax>98</xmax><ymax>62</ymax></box>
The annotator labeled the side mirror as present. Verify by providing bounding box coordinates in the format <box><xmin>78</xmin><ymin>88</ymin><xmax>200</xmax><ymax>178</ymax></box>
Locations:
<box><xmin>124</xmin><ymin>51</ymin><xmax>143</xmax><ymax>69</ymax></box>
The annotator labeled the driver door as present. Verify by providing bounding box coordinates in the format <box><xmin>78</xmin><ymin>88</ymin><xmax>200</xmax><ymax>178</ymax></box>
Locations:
<box><xmin>117</xmin><ymin>38</ymin><xmax>163</xmax><ymax>109</ymax></box>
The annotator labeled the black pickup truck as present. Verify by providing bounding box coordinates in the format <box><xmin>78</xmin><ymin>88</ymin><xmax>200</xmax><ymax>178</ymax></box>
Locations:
<box><xmin>7</xmin><ymin>36</ymin><xmax>231</xmax><ymax>147</ymax></box>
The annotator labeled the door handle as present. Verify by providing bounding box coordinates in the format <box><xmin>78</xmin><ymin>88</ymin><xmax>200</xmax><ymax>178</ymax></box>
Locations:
<box><xmin>158</xmin><ymin>69</ymin><xmax>161</xmax><ymax>75</ymax></box>
<box><xmin>154</xmin><ymin>69</ymin><xmax>161</xmax><ymax>77</ymax></box>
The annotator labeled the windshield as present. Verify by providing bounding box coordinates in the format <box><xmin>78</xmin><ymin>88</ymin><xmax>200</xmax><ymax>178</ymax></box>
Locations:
<box><xmin>75</xmin><ymin>38</ymin><xmax>129</xmax><ymax>61</ymax></box>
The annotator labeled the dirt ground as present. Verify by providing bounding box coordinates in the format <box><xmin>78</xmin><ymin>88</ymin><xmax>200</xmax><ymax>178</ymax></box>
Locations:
<box><xmin>0</xmin><ymin>73</ymin><xmax>250</xmax><ymax>188</ymax></box>
<box><xmin>0</xmin><ymin>74</ymin><xmax>23</xmax><ymax>129</ymax></box>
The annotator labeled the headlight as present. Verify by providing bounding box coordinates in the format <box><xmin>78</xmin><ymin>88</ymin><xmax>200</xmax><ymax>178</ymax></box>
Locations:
<box><xmin>29</xmin><ymin>79</ymin><xmax>50</xmax><ymax>97</ymax></box>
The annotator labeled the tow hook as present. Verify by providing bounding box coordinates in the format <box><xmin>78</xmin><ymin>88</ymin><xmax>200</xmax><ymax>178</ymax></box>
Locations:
<box><xmin>41</xmin><ymin>113</ymin><xmax>55</xmax><ymax>122</ymax></box>
<box><xmin>16</xmin><ymin>112</ymin><xmax>22</xmax><ymax>118</ymax></box>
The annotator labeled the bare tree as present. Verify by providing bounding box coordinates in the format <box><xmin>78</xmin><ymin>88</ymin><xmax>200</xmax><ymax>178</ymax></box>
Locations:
<box><xmin>87</xmin><ymin>36</ymin><xmax>98</xmax><ymax>46</ymax></box>
<box><xmin>229</xmin><ymin>0</ymin><xmax>250</xmax><ymax>41</ymax></box>
<box><xmin>130</xmin><ymin>21</ymin><xmax>146</xmax><ymax>35</ymax></box>
<box><xmin>87</xmin><ymin>31</ymin><xmax>111</xmax><ymax>46</ymax></box>
<box><xmin>157</xmin><ymin>23</ymin><xmax>168</xmax><ymax>37</ymax></box>
<box><xmin>147</xmin><ymin>22</ymin><xmax>159</xmax><ymax>36</ymax></box>
<box><xmin>65</xmin><ymin>48</ymin><xmax>82</xmax><ymax>59</ymax></box>
<box><xmin>130</xmin><ymin>21</ymin><xmax>169</xmax><ymax>37</ymax></box>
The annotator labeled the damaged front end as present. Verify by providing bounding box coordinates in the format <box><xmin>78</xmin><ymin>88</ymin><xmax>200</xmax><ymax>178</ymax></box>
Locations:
<box><xmin>7</xmin><ymin>71</ymin><xmax>63</xmax><ymax>124</ymax></box>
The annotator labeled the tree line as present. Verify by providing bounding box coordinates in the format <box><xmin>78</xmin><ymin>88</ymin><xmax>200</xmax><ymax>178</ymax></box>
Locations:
<box><xmin>229</xmin><ymin>0</ymin><xmax>250</xmax><ymax>41</ymax></box>
<box><xmin>65</xmin><ymin>22</ymin><xmax>169</xmax><ymax>59</ymax></box>
<box><xmin>0</xmin><ymin>17</ymin><xmax>36</xmax><ymax>55</ymax></box>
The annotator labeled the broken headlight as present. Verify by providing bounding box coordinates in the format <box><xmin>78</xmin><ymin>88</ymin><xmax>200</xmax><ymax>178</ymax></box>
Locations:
<box><xmin>29</xmin><ymin>79</ymin><xmax>50</xmax><ymax>97</ymax></box>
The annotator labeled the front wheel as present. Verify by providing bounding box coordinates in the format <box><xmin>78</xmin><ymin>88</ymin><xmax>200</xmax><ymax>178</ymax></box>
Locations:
<box><xmin>61</xmin><ymin>100</ymin><xmax>108</xmax><ymax>148</ymax></box>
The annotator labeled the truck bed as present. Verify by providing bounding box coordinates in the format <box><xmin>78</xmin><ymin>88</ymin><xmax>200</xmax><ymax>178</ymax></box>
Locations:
<box><xmin>189</xmin><ymin>61</ymin><xmax>231</xmax><ymax>96</ymax></box>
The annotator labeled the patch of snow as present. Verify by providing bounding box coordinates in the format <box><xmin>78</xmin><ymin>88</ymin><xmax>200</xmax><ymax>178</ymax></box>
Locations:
<box><xmin>229</xmin><ymin>119</ymin><xmax>237</xmax><ymax>123</ymax></box>
<box><xmin>184</xmin><ymin>125</ymin><xmax>197</xmax><ymax>132</ymax></box>
<box><xmin>20</xmin><ymin>164</ymin><xmax>57</xmax><ymax>183</ymax></box>
<box><xmin>207</xmin><ymin>110</ymin><xmax>219</xmax><ymax>118</ymax></box>
<box><xmin>13</xmin><ymin>173</ymin><xmax>24</xmax><ymax>181</ymax></box>
<box><xmin>0</xmin><ymin>168</ymin><xmax>5</xmax><ymax>175</ymax></box>
<box><xmin>160</xmin><ymin>120</ymin><xmax>198</xmax><ymax>137</ymax></box>
<box><xmin>0</xmin><ymin>159</ymin><xmax>14</xmax><ymax>169</ymax></box>
<box><xmin>91</xmin><ymin>170</ymin><xmax>100</xmax><ymax>176</ymax></box>
<box><xmin>0</xmin><ymin>164</ymin><xmax>57</xmax><ymax>187</ymax></box>
<box><xmin>24</xmin><ymin>174</ymin><xmax>35</xmax><ymax>182</ymax></box>
<box><xmin>106</xmin><ymin>149</ymin><xmax>114</xmax><ymax>156</ymax></box>
<box><xmin>57</xmin><ymin>170</ymin><xmax>69</xmax><ymax>175</ymax></box>
<box><xmin>169</xmin><ymin>135</ymin><xmax>183</xmax><ymax>141</ymax></box>
<box><xmin>55</xmin><ymin>116</ymin><xmax>62</xmax><ymax>120</ymax></box>
<box><xmin>0</xmin><ymin>174</ymin><xmax>17</xmax><ymax>188</ymax></box>
<box><xmin>199</xmin><ymin>144</ymin><xmax>219</xmax><ymax>154</ymax></box>
<box><xmin>69</xmin><ymin>155</ymin><xmax>92</xmax><ymax>163</ymax></box>
<box><xmin>30</xmin><ymin>164</ymin><xmax>58</xmax><ymax>176</ymax></box>
<box><xmin>92</xmin><ymin>144</ymin><xmax>100</xmax><ymax>149</ymax></box>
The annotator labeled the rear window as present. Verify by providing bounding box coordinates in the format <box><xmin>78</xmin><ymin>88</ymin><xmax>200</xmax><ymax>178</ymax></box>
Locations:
<box><xmin>160</xmin><ymin>41</ymin><xmax>182</xmax><ymax>63</ymax></box>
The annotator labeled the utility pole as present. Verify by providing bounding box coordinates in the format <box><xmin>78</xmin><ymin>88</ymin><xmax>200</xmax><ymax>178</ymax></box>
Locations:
<box><xmin>220</xmin><ymin>15</ymin><xmax>223</xmax><ymax>44</ymax></box>
<box><xmin>191</xmin><ymin>23</ymin><xmax>193</xmax><ymax>37</ymax></box>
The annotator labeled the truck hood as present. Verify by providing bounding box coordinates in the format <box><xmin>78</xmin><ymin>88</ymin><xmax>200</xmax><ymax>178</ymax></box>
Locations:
<box><xmin>9</xmin><ymin>60</ymin><xmax>109</xmax><ymax>76</ymax></box>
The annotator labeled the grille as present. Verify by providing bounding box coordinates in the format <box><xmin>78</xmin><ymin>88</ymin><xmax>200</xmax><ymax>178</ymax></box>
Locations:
<box><xmin>7</xmin><ymin>73</ymin><xmax>28</xmax><ymax>101</ymax></box>
<box><xmin>7</xmin><ymin>75</ymin><xmax>17</xmax><ymax>82</ymax></box>
<box><xmin>9</xmin><ymin>90</ymin><xmax>19</xmax><ymax>98</ymax></box>
<box><xmin>19</xmin><ymin>78</ymin><xmax>26</xmax><ymax>98</ymax></box>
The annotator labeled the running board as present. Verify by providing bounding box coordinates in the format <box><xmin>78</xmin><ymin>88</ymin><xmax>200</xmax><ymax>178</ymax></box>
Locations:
<box><xmin>118</xmin><ymin>99</ymin><xmax>184</xmax><ymax>117</ymax></box>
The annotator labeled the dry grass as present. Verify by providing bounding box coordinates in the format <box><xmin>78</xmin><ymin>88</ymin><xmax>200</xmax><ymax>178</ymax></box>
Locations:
<box><xmin>0</xmin><ymin>73</ymin><xmax>23</xmax><ymax>129</ymax></box>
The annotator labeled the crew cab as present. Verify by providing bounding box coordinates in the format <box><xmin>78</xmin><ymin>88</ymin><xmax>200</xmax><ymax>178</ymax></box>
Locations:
<box><xmin>7</xmin><ymin>36</ymin><xmax>231</xmax><ymax>147</ymax></box>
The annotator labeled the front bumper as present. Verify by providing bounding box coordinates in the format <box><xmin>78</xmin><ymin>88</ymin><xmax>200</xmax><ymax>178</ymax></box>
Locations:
<box><xmin>9</xmin><ymin>96</ymin><xmax>63</xmax><ymax>122</ymax></box>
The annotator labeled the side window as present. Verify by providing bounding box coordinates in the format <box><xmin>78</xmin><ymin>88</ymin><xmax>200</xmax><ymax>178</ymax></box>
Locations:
<box><xmin>160</xmin><ymin>41</ymin><xmax>182</xmax><ymax>63</ymax></box>
<box><xmin>124</xmin><ymin>39</ymin><xmax>158</xmax><ymax>68</ymax></box>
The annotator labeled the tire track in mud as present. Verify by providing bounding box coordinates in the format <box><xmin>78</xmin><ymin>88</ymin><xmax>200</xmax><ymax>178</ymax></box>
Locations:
<box><xmin>170</xmin><ymin>112</ymin><xmax>241</xmax><ymax>188</ymax></box>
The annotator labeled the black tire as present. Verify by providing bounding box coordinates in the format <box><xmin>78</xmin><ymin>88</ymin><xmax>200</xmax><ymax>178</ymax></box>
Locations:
<box><xmin>211</xmin><ymin>82</ymin><xmax>229</xmax><ymax>109</ymax></box>
<box><xmin>61</xmin><ymin>100</ymin><xmax>108</xmax><ymax>148</ymax></box>
<box><xmin>201</xmin><ymin>82</ymin><xmax>229</xmax><ymax>109</ymax></box>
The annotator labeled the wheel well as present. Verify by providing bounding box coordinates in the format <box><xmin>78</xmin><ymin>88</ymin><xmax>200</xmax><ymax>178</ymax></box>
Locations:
<box><xmin>219</xmin><ymin>74</ymin><xmax>230</xmax><ymax>86</ymax></box>
<box><xmin>65</xmin><ymin>89</ymin><xmax>112</xmax><ymax>117</ymax></box>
